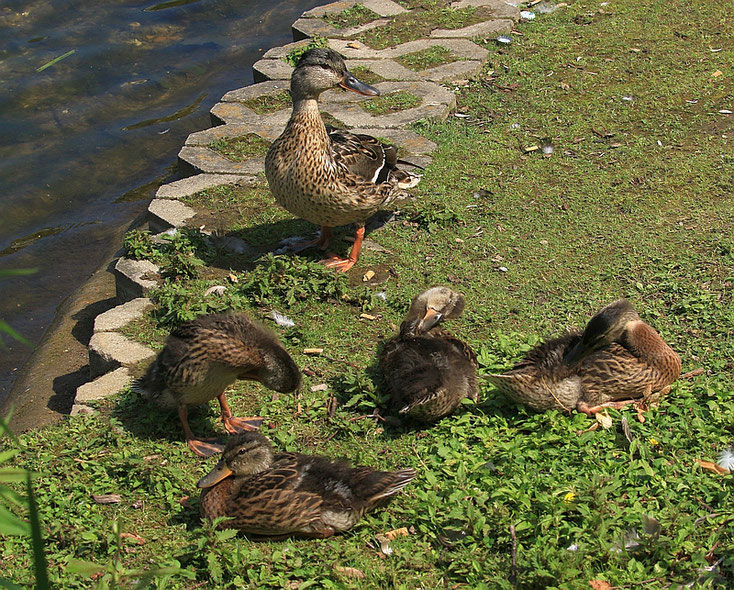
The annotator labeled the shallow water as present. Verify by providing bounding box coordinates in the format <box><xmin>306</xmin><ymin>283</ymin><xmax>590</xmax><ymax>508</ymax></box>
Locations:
<box><xmin>0</xmin><ymin>0</ymin><xmax>319</xmax><ymax>404</ymax></box>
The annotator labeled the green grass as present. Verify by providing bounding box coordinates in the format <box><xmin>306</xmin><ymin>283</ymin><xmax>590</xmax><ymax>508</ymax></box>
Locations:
<box><xmin>3</xmin><ymin>0</ymin><xmax>734</xmax><ymax>587</ymax></box>
<box><xmin>208</xmin><ymin>134</ymin><xmax>271</xmax><ymax>162</ymax></box>
<box><xmin>322</xmin><ymin>4</ymin><xmax>380</xmax><ymax>29</ymax></box>
<box><xmin>359</xmin><ymin>91</ymin><xmax>421</xmax><ymax>115</ymax></box>
<box><xmin>283</xmin><ymin>37</ymin><xmax>328</xmax><ymax>67</ymax></box>
<box><xmin>359</xmin><ymin>1</ymin><xmax>484</xmax><ymax>49</ymax></box>
<box><xmin>395</xmin><ymin>46</ymin><xmax>456</xmax><ymax>71</ymax></box>
<box><xmin>348</xmin><ymin>65</ymin><xmax>384</xmax><ymax>86</ymax></box>
<box><xmin>242</xmin><ymin>90</ymin><xmax>292</xmax><ymax>114</ymax></box>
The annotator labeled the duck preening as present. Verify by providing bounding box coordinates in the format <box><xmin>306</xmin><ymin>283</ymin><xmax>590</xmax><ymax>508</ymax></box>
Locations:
<box><xmin>134</xmin><ymin>313</ymin><xmax>301</xmax><ymax>457</ymax></box>
<box><xmin>380</xmin><ymin>287</ymin><xmax>479</xmax><ymax>423</ymax></box>
<box><xmin>265</xmin><ymin>47</ymin><xmax>420</xmax><ymax>272</ymax></box>
<box><xmin>198</xmin><ymin>432</ymin><xmax>417</xmax><ymax>538</ymax></box>
<box><xmin>486</xmin><ymin>299</ymin><xmax>682</xmax><ymax>415</ymax></box>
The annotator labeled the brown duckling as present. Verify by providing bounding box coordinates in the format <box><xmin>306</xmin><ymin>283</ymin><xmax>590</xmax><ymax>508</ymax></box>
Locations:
<box><xmin>198</xmin><ymin>432</ymin><xmax>417</xmax><ymax>538</ymax></box>
<box><xmin>134</xmin><ymin>313</ymin><xmax>301</xmax><ymax>457</ymax></box>
<box><xmin>380</xmin><ymin>287</ymin><xmax>479</xmax><ymax>422</ymax></box>
<box><xmin>265</xmin><ymin>48</ymin><xmax>419</xmax><ymax>272</ymax></box>
<box><xmin>486</xmin><ymin>299</ymin><xmax>682</xmax><ymax>415</ymax></box>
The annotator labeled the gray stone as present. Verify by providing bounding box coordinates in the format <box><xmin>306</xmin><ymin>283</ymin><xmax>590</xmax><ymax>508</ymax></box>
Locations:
<box><xmin>431</xmin><ymin>19</ymin><xmax>514</xmax><ymax>38</ymax></box>
<box><xmin>75</xmin><ymin>367</ymin><xmax>131</xmax><ymax>403</ymax></box>
<box><xmin>209</xmin><ymin>104</ymin><xmax>291</xmax><ymax>128</ymax></box>
<box><xmin>156</xmin><ymin>174</ymin><xmax>256</xmax><ymax>200</ymax></box>
<box><xmin>94</xmin><ymin>298</ymin><xmax>153</xmax><ymax>334</ymax></box>
<box><xmin>178</xmin><ymin>146</ymin><xmax>265</xmax><ymax>176</ymax></box>
<box><xmin>221</xmin><ymin>80</ymin><xmax>290</xmax><ymax>103</ymax></box>
<box><xmin>113</xmin><ymin>257</ymin><xmax>160</xmax><ymax>303</ymax></box>
<box><xmin>301</xmin><ymin>0</ymin><xmax>406</xmax><ymax>17</ymax></box>
<box><xmin>148</xmin><ymin>198</ymin><xmax>196</xmax><ymax>233</ymax></box>
<box><xmin>89</xmin><ymin>332</ymin><xmax>156</xmax><ymax>379</ymax></box>
<box><xmin>292</xmin><ymin>17</ymin><xmax>390</xmax><ymax>42</ymax></box>
<box><xmin>319</xmin><ymin>81</ymin><xmax>455</xmax><ymax>128</ymax></box>
<box><xmin>184</xmin><ymin>123</ymin><xmax>277</xmax><ymax>146</ymax></box>
<box><xmin>451</xmin><ymin>0</ymin><xmax>520</xmax><ymax>20</ymax></box>
<box><xmin>334</xmin><ymin>37</ymin><xmax>488</xmax><ymax>61</ymax></box>
<box><xmin>252</xmin><ymin>59</ymin><xmax>294</xmax><ymax>83</ymax></box>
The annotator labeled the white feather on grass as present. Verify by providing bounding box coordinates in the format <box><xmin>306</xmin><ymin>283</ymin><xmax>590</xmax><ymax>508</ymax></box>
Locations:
<box><xmin>270</xmin><ymin>310</ymin><xmax>295</xmax><ymax>328</ymax></box>
<box><xmin>716</xmin><ymin>447</ymin><xmax>734</xmax><ymax>472</ymax></box>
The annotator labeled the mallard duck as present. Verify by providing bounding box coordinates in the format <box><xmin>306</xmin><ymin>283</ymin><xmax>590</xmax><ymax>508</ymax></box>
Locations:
<box><xmin>134</xmin><ymin>313</ymin><xmax>301</xmax><ymax>457</ymax></box>
<box><xmin>380</xmin><ymin>287</ymin><xmax>479</xmax><ymax>422</ymax></box>
<box><xmin>197</xmin><ymin>432</ymin><xmax>417</xmax><ymax>537</ymax></box>
<box><xmin>486</xmin><ymin>299</ymin><xmax>682</xmax><ymax>415</ymax></box>
<box><xmin>265</xmin><ymin>48</ymin><xmax>419</xmax><ymax>272</ymax></box>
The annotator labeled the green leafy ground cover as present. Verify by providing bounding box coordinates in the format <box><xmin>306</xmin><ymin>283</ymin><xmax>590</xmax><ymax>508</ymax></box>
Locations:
<box><xmin>395</xmin><ymin>46</ymin><xmax>457</xmax><ymax>71</ymax></box>
<box><xmin>322</xmin><ymin>4</ymin><xmax>380</xmax><ymax>30</ymax></box>
<box><xmin>3</xmin><ymin>0</ymin><xmax>733</xmax><ymax>587</ymax></box>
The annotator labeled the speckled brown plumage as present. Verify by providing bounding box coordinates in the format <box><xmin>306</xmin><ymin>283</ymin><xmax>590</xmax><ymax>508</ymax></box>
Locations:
<box><xmin>486</xmin><ymin>300</ymin><xmax>682</xmax><ymax>414</ymax></box>
<box><xmin>380</xmin><ymin>287</ymin><xmax>478</xmax><ymax>423</ymax></box>
<box><xmin>265</xmin><ymin>48</ymin><xmax>419</xmax><ymax>270</ymax></box>
<box><xmin>198</xmin><ymin>433</ymin><xmax>416</xmax><ymax>537</ymax></box>
<box><xmin>134</xmin><ymin>313</ymin><xmax>301</xmax><ymax>456</ymax></box>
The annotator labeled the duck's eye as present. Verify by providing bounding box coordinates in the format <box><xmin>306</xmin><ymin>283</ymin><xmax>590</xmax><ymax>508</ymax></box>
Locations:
<box><xmin>238</xmin><ymin>448</ymin><xmax>248</xmax><ymax>455</ymax></box>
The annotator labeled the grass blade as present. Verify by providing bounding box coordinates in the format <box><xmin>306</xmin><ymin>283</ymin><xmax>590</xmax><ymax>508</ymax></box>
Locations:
<box><xmin>26</xmin><ymin>473</ymin><xmax>49</xmax><ymax>590</ymax></box>
<box><xmin>36</xmin><ymin>49</ymin><xmax>75</xmax><ymax>73</ymax></box>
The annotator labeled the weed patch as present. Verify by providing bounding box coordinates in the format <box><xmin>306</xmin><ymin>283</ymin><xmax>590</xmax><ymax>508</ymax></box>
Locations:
<box><xmin>242</xmin><ymin>90</ymin><xmax>292</xmax><ymax>114</ymax></box>
<box><xmin>322</xmin><ymin>4</ymin><xmax>379</xmax><ymax>29</ymax></box>
<box><xmin>208</xmin><ymin>134</ymin><xmax>271</xmax><ymax>162</ymax></box>
<box><xmin>360</xmin><ymin>90</ymin><xmax>420</xmax><ymax>115</ymax></box>
<box><xmin>396</xmin><ymin>46</ymin><xmax>456</xmax><ymax>71</ymax></box>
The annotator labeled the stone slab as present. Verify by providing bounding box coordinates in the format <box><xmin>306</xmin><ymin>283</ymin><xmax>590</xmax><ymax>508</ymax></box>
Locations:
<box><xmin>253</xmin><ymin>59</ymin><xmax>296</xmax><ymax>83</ymax></box>
<box><xmin>209</xmin><ymin>104</ymin><xmax>291</xmax><ymax>128</ymax></box>
<box><xmin>89</xmin><ymin>332</ymin><xmax>156</xmax><ymax>379</ymax></box>
<box><xmin>431</xmin><ymin>19</ymin><xmax>514</xmax><ymax>38</ymax></box>
<box><xmin>178</xmin><ymin>146</ymin><xmax>265</xmax><ymax>176</ymax></box>
<box><xmin>319</xmin><ymin>81</ymin><xmax>455</xmax><ymax>128</ymax></box>
<box><xmin>221</xmin><ymin>80</ymin><xmax>290</xmax><ymax>103</ymax></box>
<box><xmin>292</xmin><ymin>17</ymin><xmax>390</xmax><ymax>42</ymax></box>
<box><xmin>113</xmin><ymin>257</ymin><xmax>160</xmax><ymax>303</ymax></box>
<box><xmin>451</xmin><ymin>0</ymin><xmax>519</xmax><ymax>19</ymax></box>
<box><xmin>94</xmin><ymin>298</ymin><xmax>153</xmax><ymax>333</ymax></box>
<box><xmin>148</xmin><ymin>198</ymin><xmax>196</xmax><ymax>233</ymax></box>
<box><xmin>334</xmin><ymin>37</ymin><xmax>488</xmax><ymax>60</ymax></box>
<box><xmin>75</xmin><ymin>367</ymin><xmax>131</xmax><ymax>403</ymax></box>
<box><xmin>156</xmin><ymin>174</ymin><xmax>256</xmax><ymax>200</ymax></box>
<box><xmin>70</xmin><ymin>404</ymin><xmax>95</xmax><ymax>416</ymax></box>
<box><xmin>301</xmin><ymin>0</ymin><xmax>406</xmax><ymax>18</ymax></box>
<box><xmin>184</xmin><ymin>123</ymin><xmax>277</xmax><ymax>146</ymax></box>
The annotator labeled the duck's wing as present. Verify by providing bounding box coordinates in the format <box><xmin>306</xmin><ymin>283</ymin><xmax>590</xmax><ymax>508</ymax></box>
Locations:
<box><xmin>226</xmin><ymin>462</ymin><xmax>326</xmax><ymax>536</ymax></box>
<box><xmin>329</xmin><ymin>130</ymin><xmax>419</xmax><ymax>188</ymax></box>
<box><xmin>352</xmin><ymin>467</ymin><xmax>417</xmax><ymax>505</ymax></box>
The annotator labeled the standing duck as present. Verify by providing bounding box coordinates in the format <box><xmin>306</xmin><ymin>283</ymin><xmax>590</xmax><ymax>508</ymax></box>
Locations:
<box><xmin>134</xmin><ymin>313</ymin><xmax>301</xmax><ymax>457</ymax></box>
<box><xmin>198</xmin><ymin>432</ymin><xmax>417</xmax><ymax>537</ymax></box>
<box><xmin>380</xmin><ymin>287</ymin><xmax>479</xmax><ymax>422</ymax></box>
<box><xmin>486</xmin><ymin>299</ymin><xmax>682</xmax><ymax>415</ymax></box>
<box><xmin>265</xmin><ymin>48</ymin><xmax>419</xmax><ymax>272</ymax></box>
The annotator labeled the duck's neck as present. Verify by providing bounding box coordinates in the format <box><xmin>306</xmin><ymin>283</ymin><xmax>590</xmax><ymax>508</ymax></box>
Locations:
<box><xmin>286</xmin><ymin>96</ymin><xmax>330</xmax><ymax>144</ymax></box>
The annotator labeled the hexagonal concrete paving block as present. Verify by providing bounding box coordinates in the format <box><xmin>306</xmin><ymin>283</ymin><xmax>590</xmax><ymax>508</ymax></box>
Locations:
<box><xmin>319</xmin><ymin>81</ymin><xmax>455</xmax><ymax>129</ymax></box>
<box><xmin>148</xmin><ymin>198</ymin><xmax>196</xmax><ymax>233</ymax></box>
<box><xmin>431</xmin><ymin>18</ymin><xmax>514</xmax><ymax>38</ymax></box>
<box><xmin>156</xmin><ymin>174</ymin><xmax>257</xmax><ymax>200</ymax></box>
<box><xmin>178</xmin><ymin>147</ymin><xmax>266</xmax><ymax>176</ymax></box>
<box><xmin>75</xmin><ymin>367</ymin><xmax>132</xmax><ymax>403</ymax></box>
<box><xmin>114</xmin><ymin>257</ymin><xmax>160</xmax><ymax>302</ymax></box>
<box><xmin>89</xmin><ymin>332</ymin><xmax>156</xmax><ymax>379</ymax></box>
<box><xmin>94</xmin><ymin>298</ymin><xmax>153</xmax><ymax>333</ymax></box>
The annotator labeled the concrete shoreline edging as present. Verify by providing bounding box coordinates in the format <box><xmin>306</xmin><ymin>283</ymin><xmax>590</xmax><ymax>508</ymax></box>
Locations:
<box><xmin>70</xmin><ymin>0</ymin><xmax>520</xmax><ymax>415</ymax></box>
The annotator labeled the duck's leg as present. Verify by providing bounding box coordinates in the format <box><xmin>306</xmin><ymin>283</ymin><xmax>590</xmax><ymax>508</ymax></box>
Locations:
<box><xmin>577</xmin><ymin>399</ymin><xmax>639</xmax><ymax>416</ymax></box>
<box><xmin>178</xmin><ymin>405</ymin><xmax>225</xmax><ymax>457</ymax></box>
<box><xmin>217</xmin><ymin>393</ymin><xmax>264</xmax><ymax>434</ymax></box>
<box><xmin>322</xmin><ymin>225</ymin><xmax>364</xmax><ymax>272</ymax></box>
<box><xmin>288</xmin><ymin>226</ymin><xmax>333</xmax><ymax>252</ymax></box>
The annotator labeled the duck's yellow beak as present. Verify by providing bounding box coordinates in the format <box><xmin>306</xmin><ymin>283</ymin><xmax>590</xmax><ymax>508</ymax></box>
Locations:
<box><xmin>340</xmin><ymin>72</ymin><xmax>380</xmax><ymax>96</ymax></box>
<box><xmin>197</xmin><ymin>459</ymin><xmax>233</xmax><ymax>489</ymax></box>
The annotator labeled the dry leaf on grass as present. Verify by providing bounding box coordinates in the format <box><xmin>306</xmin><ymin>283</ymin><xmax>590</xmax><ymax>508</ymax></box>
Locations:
<box><xmin>334</xmin><ymin>565</ymin><xmax>366</xmax><ymax>579</ymax></box>
<box><xmin>595</xmin><ymin>411</ymin><xmax>613</xmax><ymax>429</ymax></box>
<box><xmin>303</xmin><ymin>348</ymin><xmax>323</xmax><ymax>355</ymax></box>
<box><xmin>589</xmin><ymin>581</ymin><xmax>612</xmax><ymax>590</ymax></box>
<box><xmin>92</xmin><ymin>494</ymin><xmax>121</xmax><ymax>504</ymax></box>
<box><xmin>383</xmin><ymin>527</ymin><xmax>410</xmax><ymax>540</ymax></box>
<box><xmin>120</xmin><ymin>532</ymin><xmax>146</xmax><ymax>545</ymax></box>
<box><xmin>696</xmin><ymin>459</ymin><xmax>731</xmax><ymax>475</ymax></box>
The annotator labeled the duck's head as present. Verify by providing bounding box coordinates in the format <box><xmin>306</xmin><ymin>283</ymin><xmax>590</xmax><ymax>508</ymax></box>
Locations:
<box><xmin>565</xmin><ymin>299</ymin><xmax>641</xmax><ymax>367</ymax></box>
<box><xmin>237</xmin><ymin>333</ymin><xmax>302</xmax><ymax>394</ymax></box>
<box><xmin>197</xmin><ymin>433</ymin><xmax>274</xmax><ymax>488</ymax></box>
<box><xmin>291</xmin><ymin>48</ymin><xmax>379</xmax><ymax>100</ymax></box>
<box><xmin>400</xmin><ymin>287</ymin><xmax>465</xmax><ymax>337</ymax></box>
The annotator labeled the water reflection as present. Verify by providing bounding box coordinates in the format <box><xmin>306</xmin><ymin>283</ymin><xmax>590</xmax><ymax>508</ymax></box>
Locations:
<box><xmin>0</xmin><ymin>0</ymin><xmax>320</xmax><ymax>403</ymax></box>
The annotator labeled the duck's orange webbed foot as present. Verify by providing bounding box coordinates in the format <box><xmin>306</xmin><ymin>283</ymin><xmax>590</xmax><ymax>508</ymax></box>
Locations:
<box><xmin>321</xmin><ymin>255</ymin><xmax>356</xmax><ymax>272</ymax></box>
<box><xmin>187</xmin><ymin>438</ymin><xmax>226</xmax><ymax>457</ymax></box>
<box><xmin>577</xmin><ymin>399</ymin><xmax>638</xmax><ymax>416</ymax></box>
<box><xmin>222</xmin><ymin>416</ymin><xmax>264</xmax><ymax>434</ymax></box>
<box><xmin>287</xmin><ymin>226</ymin><xmax>333</xmax><ymax>252</ymax></box>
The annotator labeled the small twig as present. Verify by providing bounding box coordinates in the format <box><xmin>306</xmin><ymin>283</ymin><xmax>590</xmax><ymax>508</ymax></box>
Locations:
<box><xmin>347</xmin><ymin>412</ymin><xmax>384</xmax><ymax>423</ymax></box>
<box><xmin>509</xmin><ymin>524</ymin><xmax>518</xmax><ymax>586</ymax></box>
<box><xmin>611</xmin><ymin>578</ymin><xmax>671</xmax><ymax>588</ymax></box>
<box><xmin>680</xmin><ymin>367</ymin><xmax>704</xmax><ymax>379</ymax></box>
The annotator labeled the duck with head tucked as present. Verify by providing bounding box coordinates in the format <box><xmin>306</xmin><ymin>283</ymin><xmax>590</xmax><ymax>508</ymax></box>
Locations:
<box><xmin>198</xmin><ymin>432</ymin><xmax>417</xmax><ymax>538</ymax></box>
<box><xmin>380</xmin><ymin>287</ymin><xmax>479</xmax><ymax>423</ymax></box>
<box><xmin>486</xmin><ymin>299</ymin><xmax>681</xmax><ymax>415</ymax></box>
<box><xmin>134</xmin><ymin>313</ymin><xmax>301</xmax><ymax>457</ymax></box>
<box><xmin>265</xmin><ymin>47</ymin><xmax>420</xmax><ymax>272</ymax></box>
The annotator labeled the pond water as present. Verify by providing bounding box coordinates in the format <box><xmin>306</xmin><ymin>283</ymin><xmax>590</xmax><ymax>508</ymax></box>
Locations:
<box><xmin>0</xmin><ymin>0</ymin><xmax>319</xmax><ymax>404</ymax></box>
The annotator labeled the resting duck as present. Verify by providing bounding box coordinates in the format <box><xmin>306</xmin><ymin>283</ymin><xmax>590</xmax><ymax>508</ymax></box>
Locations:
<box><xmin>380</xmin><ymin>287</ymin><xmax>479</xmax><ymax>422</ymax></box>
<box><xmin>486</xmin><ymin>299</ymin><xmax>682</xmax><ymax>415</ymax></box>
<box><xmin>265</xmin><ymin>47</ymin><xmax>419</xmax><ymax>271</ymax></box>
<box><xmin>134</xmin><ymin>313</ymin><xmax>301</xmax><ymax>457</ymax></box>
<box><xmin>198</xmin><ymin>432</ymin><xmax>417</xmax><ymax>537</ymax></box>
